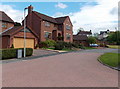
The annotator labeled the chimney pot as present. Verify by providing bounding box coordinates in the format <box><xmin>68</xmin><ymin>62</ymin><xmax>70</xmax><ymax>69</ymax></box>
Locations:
<box><xmin>28</xmin><ymin>5</ymin><xmax>33</xmax><ymax>14</ymax></box>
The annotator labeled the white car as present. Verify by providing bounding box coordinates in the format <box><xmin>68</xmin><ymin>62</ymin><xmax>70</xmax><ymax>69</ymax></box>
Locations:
<box><xmin>90</xmin><ymin>44</ymin><xmax>99</xmax><ymax>47</ymax></box>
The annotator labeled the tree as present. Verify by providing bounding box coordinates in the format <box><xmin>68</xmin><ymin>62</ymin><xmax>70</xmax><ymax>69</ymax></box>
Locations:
<box><xmin>107</xmin><ymin>31</ymin><xmax>120</xmax><ymax>45</ymax></box>
<box><xmin>88</xmin><ymin>36</ymin><xmax>97</xmax><ymax>44</ymax></box>
<box><xmin>77</xmin><ymin>27</ymin><xmax>84</xmax><ymax>33</ymax></box>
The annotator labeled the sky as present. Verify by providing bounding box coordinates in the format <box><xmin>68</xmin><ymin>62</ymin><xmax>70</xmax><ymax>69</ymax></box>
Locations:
<box><xmin>0</xmin><ymin>0</ymin><xmax>119</xmax><ymax>34</ymax></box>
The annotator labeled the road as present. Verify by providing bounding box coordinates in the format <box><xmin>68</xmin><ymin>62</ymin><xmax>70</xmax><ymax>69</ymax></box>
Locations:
<box><xmin>2</xmin><ymin>48</ymin><xmax>118</xmax><ymax>87</ymax></box>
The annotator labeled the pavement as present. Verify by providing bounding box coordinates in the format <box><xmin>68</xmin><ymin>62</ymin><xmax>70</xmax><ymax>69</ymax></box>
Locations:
<box><xmin>2</xmin><ymin>48</ymin><xmax>118</xmax><ymax>87</ymax></box>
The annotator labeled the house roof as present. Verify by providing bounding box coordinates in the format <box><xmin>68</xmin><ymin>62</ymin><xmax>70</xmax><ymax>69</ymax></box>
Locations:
<box><xmin>2</xmin><ymin>26</ymin><xmax>39</xmax><ymax>38</ymax></box>
<box><xmin>73</xmin><ymin>35</ymin><xmax>88</xmax><ymax>41</ymax></box>
<box><xmin>33</xmin><ymin>11</ymin><xmax>68</xmax><ymax>24</ymax></box>
<box><xmin>77</xmin><ymin>30</ymin><xmax>92</xmax><ymax>35</ymax></box>
<box><xmin>33</xmin><ymin>11</ymin><xmax>57</xmax><ymax>23</ymax></box>
<box><xmin>0</xmin><ymin>11</ymin><xmax>14</xmax><ymax>23</ymax></box>
<box><xmin>55</xmin><ymin>16</ymin><xmax>68</xmax><ymax>24</ymax></box>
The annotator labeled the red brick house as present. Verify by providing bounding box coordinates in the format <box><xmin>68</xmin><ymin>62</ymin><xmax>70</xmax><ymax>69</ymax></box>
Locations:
<box><xmin>2</xmin><ymin>26</ymin><xmax>38</xmax><ymax>49</ymax></box>
<box><xmin>25</xmin><ymin>5</ymin><xmax>73</xmax><ymax>43</ymax></box>
<box><xmin>0</xmin><ymin>11</ymin><xmax>14</xmax><ymax>33</ymax></box>
<box><xmin>1</xmin><ymin>5</ymin><xmax>73</xmax><ymax>49</ymax></box>
<box><xmin>0</xmin><ymin>11</ymin><xmax>38</xmax><ymax>49</ymax></box>
<box><xmin>73</xmin><ymin>30</ymin><xmax>92</xmax><ymax>46</ymax></box>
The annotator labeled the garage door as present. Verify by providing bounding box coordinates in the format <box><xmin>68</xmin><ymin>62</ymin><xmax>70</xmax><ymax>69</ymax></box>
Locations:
<box><xmin>13</xmin><ymin>38</ymin><xmax>34</xmax><ymax>49</ymax></box>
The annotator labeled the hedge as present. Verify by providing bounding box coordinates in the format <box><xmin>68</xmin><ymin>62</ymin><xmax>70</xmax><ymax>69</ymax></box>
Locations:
<box><xmin>1</xmin><ymin>48</ymin><xmax>33</xmax><ymax>60</ymax></box>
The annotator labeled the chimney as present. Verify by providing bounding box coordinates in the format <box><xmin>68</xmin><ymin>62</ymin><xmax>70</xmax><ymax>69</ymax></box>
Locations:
<box><xmin>28</xmin><ymin>5</ymin><xmax>33</xmax><ymax>14</ymax></box>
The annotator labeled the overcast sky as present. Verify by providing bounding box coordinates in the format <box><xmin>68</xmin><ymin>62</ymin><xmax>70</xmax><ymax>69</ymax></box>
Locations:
<box><xmin>0</xmin><ymin>0</ymin><xmax>119</xmax><ymax>34</ymax></box>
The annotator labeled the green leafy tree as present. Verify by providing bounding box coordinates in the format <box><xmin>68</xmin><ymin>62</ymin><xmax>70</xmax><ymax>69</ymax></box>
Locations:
<box><xmin>107</xmin><ymin>31</ymin><xmax>120</xmax><ymax>45</ymax></box>
<box><xmin>88</xmin><ymin>36</ymin><xmax>97</xmax><ymax>44</ymax></box>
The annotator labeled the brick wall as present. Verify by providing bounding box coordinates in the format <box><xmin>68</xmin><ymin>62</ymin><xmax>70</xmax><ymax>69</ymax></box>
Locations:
<box><xmin>0</xmin><ymin>21</ymin><xmax>14</xmax><ymax>32</ymax></box>
<box><xmin>2</xmin><ymin>36</ymin><xmax>10</xmax><ymax>48</ymax></box>
<box><xmin>63</xmin><ymin>17</ymin><xmax>73</xmax><ymax>42</ymax></box>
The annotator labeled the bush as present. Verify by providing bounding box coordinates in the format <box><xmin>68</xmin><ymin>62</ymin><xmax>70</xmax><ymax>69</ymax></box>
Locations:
<box><xmin>72</xmin><ymin>43</ymin><xmax>79</xmax><ymax>48</ymax></box>
<box><xmin>39</xmin><ymin>41</ymin><xmax>48</xmax><ymax>48</ymax></box>
<box><xmin>2</xmin><ymin>48</ymin><xmax>33</xmax><ymax>59</ymax></box>
<box><xmin>78</xmin><ymin>44</ymin><xmax>85</xmax><ymax>49</ymax></box>
<box><xmin>88</xmin><ymin>36</ymin><xmax>97</xmax><ymax>44</ymax></box>
<box><xmin>45</xmin><ymin>40</ymin><xmax>56</xmax><ymax>47</ymax></box>
<box><xmin>54</xmin><ymin>42</ymin><xmax>64</xmax><ymax>50</ymax></box>
<box><xmin>65</xmin><ymin>42</ymin><xmax>72</xmax><ymax>49</ymax></box>
<box><xmin>40</xmin><ymin>40</ymin><xmax>56</xmax><ymax>48</ymax></box>
<box><xmin>2</xmin><ymin>48</ymin><xmax>16</xmax><ymax>59</ymax></box>
<box><xmin>54</xmin><ymin>44</ymin><xmax>63</xmax><ymax>50</ymax></box>
<box><xmin>54</xmin><ymin>41</ymin><xmax>85</xmax><ymax>50</ymax></box>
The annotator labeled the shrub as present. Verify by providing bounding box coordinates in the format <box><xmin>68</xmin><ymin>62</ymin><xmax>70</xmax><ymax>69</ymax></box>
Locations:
<box><xmin>64</xmin><ymin>42</ymin><xmax>72</xmax><ymax>49</ymax></box>
<box><xmin>2</xmin><ymin>48</ymin><xmax>17</xmax><ymax>59</ymax></box>
<box><xmin>39</xmin><ymin>41</ymin><xmax>48</xmax><ymax>48</ymax></box>
<box><xmin>54</xmin><ymin>42</ymin><xmax>64</xmax><ymax>50</ymax></box>
<box><xmin>78</xmin><ymin>44</ymin><xmax>85</xmax><ymax>49</ymax></box>
<box><xmin>45</xmin><ymin>40</ymin><xmax>56</xmax><ymax>47</ymax></box>
<box><xmin>40</xmin><ymin>40</ymin><xmax>56</xmax><ymax>48</ymax></box>
<box><xmin>72</xmin><ymin>43</ymin><xmax>79</xmax><ymax>48</ymax></box>
<box><xmin>2</xmin><ymin>48</ymin><xmax>33</xmax><ymax>60</ymax></box>
<box><xmin>88</xmin><ymin>36</ymin><xmax>97</xmax><ymax>44</ymax></box>
<box><xmin>25</xmin><ymin>48</ymin><xmax>33</xmax><ymax>56</ymax></box>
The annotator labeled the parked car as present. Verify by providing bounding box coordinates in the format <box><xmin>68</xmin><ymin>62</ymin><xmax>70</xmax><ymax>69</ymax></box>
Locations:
<box><xmin>90</xmin><ymin>44</ymin><xmax>99</xmax><ymax>47</ymax></box>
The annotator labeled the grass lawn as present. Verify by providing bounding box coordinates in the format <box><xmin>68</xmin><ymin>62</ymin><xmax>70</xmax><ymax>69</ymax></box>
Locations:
<box><xmin>85</xmin><ymin>47</ymin><xmax>97</xmax><ymax>49</ymax></box>
<box><xmin>107</xmin><ymin>45</ymin><xmax>120</xmax><ymax>49</ymax></box>
<box><xmin>99</xmin><ymin>53</ymin><xmax>120</xmax><ymax>67</ymax></box>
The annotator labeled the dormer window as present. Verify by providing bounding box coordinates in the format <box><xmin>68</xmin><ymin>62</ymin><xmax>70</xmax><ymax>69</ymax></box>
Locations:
<box><xmin>2</xmin><ymin>22</ymin><xmax>7</xmax><ymax>28</ymax></box>
<box><xmin>45</xmin><ymin>21</ymin><xmax>50</xmax><ymax>27</ymax></box>
<box><xmin>66</xmin><ymin>24</ymin><xmax>70</xmax><ymax>30</ymax></box>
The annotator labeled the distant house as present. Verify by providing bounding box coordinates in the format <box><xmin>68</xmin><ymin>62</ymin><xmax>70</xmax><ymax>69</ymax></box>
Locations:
<box><xmin>77</xmin><ymin>30</ymin><xmax>92</xmax><ymax>37</ymax></box>
<box><xmin>73</xmin><ymin>30</ymin><xmax>92</xmax><ymax>46</ymax></box>
<box><xmin>98</xmin><ymin>30</ymin><xmax>114</xmax><ymax>40</ymax></box>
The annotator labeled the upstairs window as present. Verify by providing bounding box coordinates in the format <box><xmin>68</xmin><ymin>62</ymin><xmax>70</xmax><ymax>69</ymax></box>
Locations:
<box><xmin>2</xmin><ymin>22</ymin><xmax>7</xmax><ymax>28</ymax></box>
<box><xmin>45</xmin><ymin>21</ymin><xmax>50</xmax><ymax>27</ymax></box>
<box><xmin>66</xmin><ymin>24</ymin><xmax>70</xmax><ymax>30</ymax></box>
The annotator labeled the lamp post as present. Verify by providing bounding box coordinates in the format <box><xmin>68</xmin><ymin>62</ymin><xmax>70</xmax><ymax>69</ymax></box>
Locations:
<box><xmin>24</xmin><ymin>7</ymin><xmax>28</xmax><ymax>58</ymax></box>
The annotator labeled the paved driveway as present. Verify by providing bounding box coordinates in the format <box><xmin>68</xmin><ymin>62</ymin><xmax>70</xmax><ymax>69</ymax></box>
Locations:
<box><xmin>2</xmin><ymin>50</ymin><xmax>118</xmax><ymax>87</ymax></box>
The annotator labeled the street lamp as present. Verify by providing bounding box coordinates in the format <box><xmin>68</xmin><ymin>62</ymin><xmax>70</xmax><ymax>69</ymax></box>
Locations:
<box><xmin>24</xmin><ymin>7</ymin><xmax>28</xmax><ymax>58</ymax></box>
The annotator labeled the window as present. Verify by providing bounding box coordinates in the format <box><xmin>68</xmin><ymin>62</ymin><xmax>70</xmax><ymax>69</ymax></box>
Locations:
<box><xmin>66</xmin><ymin>24</ymin><xmax>70</xmax><ymax>30</ymax></box>
<box><xmin>44</xmin><ymin>32</ymin><xmax>51</xmax><ymax>39</ymax></box>
<box><xmin>45</xmin><ymin>21</ymin><xmax>50</xmax><ymax>27</ymax></box>
<box><xmin>66</xmin><ymin>33</ymin><xmax>71</xmax><ymax>40</ymax></box>
<box><xmin>2</xmin><ymin>22</ymin><xmax>7</xmax><ymax>28</ymax></box>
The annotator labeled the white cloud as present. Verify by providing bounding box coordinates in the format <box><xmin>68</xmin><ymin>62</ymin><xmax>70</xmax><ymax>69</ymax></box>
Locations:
<box><xmin>0</xmin><ymin>0</ymin><xmax>119</xmax><ymax>34</ymax></box>
<box><xmin>55</xmin><ymin>2</ymin><xmax>68</xmax><ymax>9</ymax></box>
<box><xmin>69</xmin><ymin>0</ymin><xmax>119</xmax><ymax>34</ymax></box>
<box><xmin>54</xmin><ymin>12</ymin><xmax>66</xmax><ymax>17</ymax></box>
<box><xmin>0</xmin><ymin>4</ymin><xmax>23</xmax><ymax>23</ymax></box>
